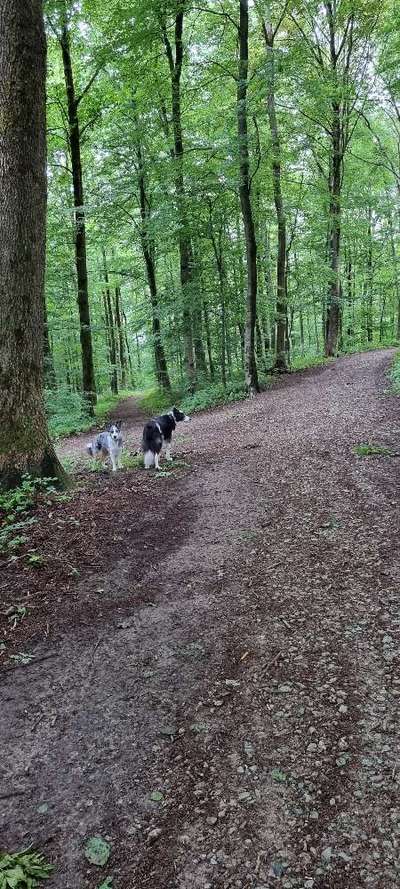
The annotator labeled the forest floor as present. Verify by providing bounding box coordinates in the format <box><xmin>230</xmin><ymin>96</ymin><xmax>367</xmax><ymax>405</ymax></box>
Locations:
<box><xmin>1</xmin><ymin>348</ymin><xmax>400</xmax><ymax>889</ymax></box>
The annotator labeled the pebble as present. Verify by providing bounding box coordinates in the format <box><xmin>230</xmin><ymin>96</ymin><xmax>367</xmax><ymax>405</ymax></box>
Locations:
<box><xmin>148</xmin><ymin>827</ymin><xmax>162</xmax><ymax>843</ymax></box>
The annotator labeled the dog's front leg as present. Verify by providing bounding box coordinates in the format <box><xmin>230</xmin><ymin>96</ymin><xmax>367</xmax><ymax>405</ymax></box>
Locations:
<box><xmin>155</xmin><ymin>453</ymin><xmax>160</xmax><ymax>470</ymax></box>
<box><xmin>110</xmin><ymin>453</ymin><xmax>118</xmax><ymax>472</ymax></box>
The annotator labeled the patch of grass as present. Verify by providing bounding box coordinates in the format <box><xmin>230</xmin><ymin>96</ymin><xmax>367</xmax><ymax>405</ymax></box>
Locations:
<box><xmin>0</xmin><ymin>848</ymin><xmax>53</xmax><ymax>886</ymax></box>
<box><xmin>290</xmin><ymin>354</ymin><xmax>331</xmax><ymax>372</ymax></box>
<box><xmin>353</xmin><ymin>443</ymin><xmax>391</xmax><ymax>457</ymax></box>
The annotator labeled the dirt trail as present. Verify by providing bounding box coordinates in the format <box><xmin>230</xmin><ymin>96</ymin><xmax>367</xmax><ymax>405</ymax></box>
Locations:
<box><xmin>1</xmin><ymin>350</ymin><xmax>400</xmax><ymax>889</ymax></box>
<box><xmin>56</xmin><ymin>394</ymin><xmax>148</xmax><ymax>463</ymax></box>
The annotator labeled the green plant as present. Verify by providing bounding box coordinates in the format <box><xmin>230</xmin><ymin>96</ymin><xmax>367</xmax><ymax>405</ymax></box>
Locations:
<box><xmin>9</xmin><ymin>652</ymin><xmax>35</xmax><ymax>666</ymax></box>
<box><xmin>5</xmin><ymin>605</ymin><xmax>27</xmax><ymax>629</ymax></box>
<box><xmin>0</xmin><ymin>849</ymin><xmax>53</xmax><ymax>888</ymax></box>
<box><xmin>0</xmin><ymin>475</ymin><xmax>57</xmax><ymax>554</ymax></box>
<box><xmin>353</xmin><ymin>443</ymin><xmax>391</xmax><ymax>457</ymax></box>
<box><xmin>26</xmin><ymin>552</ymin><xmax>45</xmax><ymax>567</ymax></box>
<box><xmin>390</xmin><ymin>352</ymin><xmax>400</xmax><ymax>394</ymax></box>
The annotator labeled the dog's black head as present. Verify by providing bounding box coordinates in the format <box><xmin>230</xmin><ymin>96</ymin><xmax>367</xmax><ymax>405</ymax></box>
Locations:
<box><xmin>172</xmin><ymin>406</ymin><xmax>191</xmax><ymax>423</ymax></box>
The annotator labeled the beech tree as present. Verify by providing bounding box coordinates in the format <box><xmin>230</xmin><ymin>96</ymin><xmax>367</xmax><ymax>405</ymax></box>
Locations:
<box><xmin>0</xmin><ymin>0</ymin><xmax>66</xmax><ymax>490</ymax></box>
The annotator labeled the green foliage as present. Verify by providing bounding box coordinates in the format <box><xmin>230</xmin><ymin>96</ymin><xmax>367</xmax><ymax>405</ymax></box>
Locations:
<box><xmin>353</xmin><ymin>443</ymin><xmax>391</xmax><ymax>457</ymax></box>
<box><xmin>181</xmin><ymin>379</ymin><xmax>248</xmax><ymax>414</ymax></box>
<box><xmin>84</xmin><ymin>837</ymin><xmax>111</xmax><ymax>867</ymax></box>
<box><xmin>0</xmin><ymin>475</ymin><xmax>57</xmax><ymax>553</ymax></box>
<box><xmin>390</xmin><ymin>352</ymin><xmax>400</xmax><ymax>394</ymax></box>
<box><xmin>45</xmin><ymin>388</ymin><xmax>92</xmax><ymax>439</ymax></box>
<box><xmin>0</xmin><ymin>849</ymin><xmax>53</xmax><ymax>888</ymax></box>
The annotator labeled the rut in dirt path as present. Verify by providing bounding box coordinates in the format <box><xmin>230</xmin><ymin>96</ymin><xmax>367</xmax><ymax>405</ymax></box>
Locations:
<box><xmin>1</xmin><ymin>349</ymin><xmax>400</xmax><ymax>889</ymax></box>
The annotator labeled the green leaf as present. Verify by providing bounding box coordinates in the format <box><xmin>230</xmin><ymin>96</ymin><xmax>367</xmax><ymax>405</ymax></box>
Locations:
<box><xmin>84</xmin><ymin>837</ymin><xmax>111</xmax><ymax>867</ymax></box>
<box><xmin>150</xmin><ymin>790</ymin><xmax>164</xmax><ymax>802</ymax></box>
<box><xmin>97</xmin><ymin>879</ymin><xmax>113</xmax><ymax>889</ymax></box>
<box><xmin>271</xmin><ymin>768</ymin><xmax>287</xmax><ymax>782</ymax></box>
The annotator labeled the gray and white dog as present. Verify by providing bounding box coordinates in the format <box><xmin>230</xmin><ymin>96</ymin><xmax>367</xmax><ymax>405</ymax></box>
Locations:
<box><xmin>86</xmin><ymin>422</ymin><xmax>123</xmax><ymax>472</ymax></box>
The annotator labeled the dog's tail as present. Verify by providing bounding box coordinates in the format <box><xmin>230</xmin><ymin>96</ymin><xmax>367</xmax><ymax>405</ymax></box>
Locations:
<box><xmin>144</xmin><ymin>450</ymin><xmax>155</xmax><ymax>469</ymax></box>
<box><xmin>86</xmin><ymin>443</ymin><xmax>93</xmax><ymax>457</ymax></box>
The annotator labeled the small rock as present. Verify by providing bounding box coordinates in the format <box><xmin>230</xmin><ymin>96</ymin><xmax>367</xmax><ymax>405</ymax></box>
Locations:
<box><xmin>207</xmin><ymin>816</ymin><xmax>218</xmax><ymax>826</ymax></box>
<box><xmin>148</xmin><ymin>828</ymin><xmax>162</xmax><ymax>843</ymax></box>
<box><xmin>321</xmin><ymin>846</ymin><xmax>332</xmax><ymax>862</ymax></box>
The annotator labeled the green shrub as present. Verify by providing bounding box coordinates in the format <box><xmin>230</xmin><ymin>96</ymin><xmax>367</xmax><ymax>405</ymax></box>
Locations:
<box><xmin>390</xmin><ymin>352</ymin><xmax>400</xmax><ymax>394</ymax></box>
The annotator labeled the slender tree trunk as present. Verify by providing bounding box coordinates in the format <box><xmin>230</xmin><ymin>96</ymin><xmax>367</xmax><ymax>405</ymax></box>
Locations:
<box><xmin>122</xmin><ymin>310</ymin><xmax>135</xmax><ymax>387</ymax></box>
<box><xmin>134</xmin><ymin>120</ymin><xmax>171</xmax><ymax>392</ymax></box>
<box><xmin>43</xmin><ymin>296</ymin><xmax>57</xmax><ymax>388</ymax></box>
<box><xmin>193</xmin><ymin>302</ymin><xmax>208</xmax><ymax>379</ymax></box>
<box><xmin>60</xmin><ymin>11</ymin><xmax>96</xmax><ymax>411</ymax></box>
<box><xmin>366</xmin><ymin>208</ymin><xmax>374</xmax><ymax>343</ymax></box>
<box><xmin>261</xmin><ymin>8</ymin><xmax>288</xmax><ymax>371</ymax></box>
<box><xmin>387</xmin><ymin>207</ymin><xmax>400</xmax><ymax>339</ymax></box>
<box><xmin>203</xmin><ymin>300</ymin><xmax>215</xmax><ymax>380</ymax></box>
<box><xmin>114</xmin><ymin>286</ymin><xmax>127</xmax><ymax>388</ymax></box>
<box><xmin>161</xmin><ymin>9</ymin><xmax>195</xmax><ymax>389</ymax></box>
<box><xmin>237</xmin><ymin>0</ymin><xmax>259</xmax><ymax>395</ymax></box>
<box><xmin>101</xmin><ymin>249</ymin><xmax>118</xmax><ymax>395</ymax></box>
<box><xmin>0</xmin><ymin>0</ymin><xmax>66</xmax><ymax>489</ymax></box>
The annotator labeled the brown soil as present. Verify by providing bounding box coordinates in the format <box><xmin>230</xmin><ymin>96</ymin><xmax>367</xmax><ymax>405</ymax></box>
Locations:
<box><xmin>1</xmin><ymin>350</ymin><xmax>400</xmax><ymax>889</ymax></box>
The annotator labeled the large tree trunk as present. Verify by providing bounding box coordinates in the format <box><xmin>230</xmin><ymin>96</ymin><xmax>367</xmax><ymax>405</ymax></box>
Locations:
<box><xmin>237</xmin><ymin>0</ymin><xmax>259</xmax><ymax>395</ymax></box>
<box><xmin>161</xmin><ymin>7</ymin><xmax>196</xmax><ymax>390</ymax></box>
<box><xmin>60</xmin><ymin>11</ymin><xmax>96</xmax><ymax>412</ymax></box>
<box><xmin>0</xmin><ymin>0</ymin><xmax>67</xmax><ymax>490</ymax></box>
<box><xmin>261</xmin><ymin>7</ymin><xmax>288</xmax><ymax>372</ymax></box>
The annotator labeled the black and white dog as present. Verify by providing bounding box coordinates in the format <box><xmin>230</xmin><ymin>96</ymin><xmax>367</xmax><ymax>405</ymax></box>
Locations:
<box><xmin>86</xmin><ymin>422</ymin><xmax>123</xmax><ymax>472</ymax></box>
<box><xmin>142</xmin><ymin>407</ymin><xmax>190</xmax><ymax>470</ymax></box>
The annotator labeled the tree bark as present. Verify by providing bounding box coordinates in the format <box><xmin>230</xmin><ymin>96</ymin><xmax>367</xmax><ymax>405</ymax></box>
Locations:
<box><xmin>114</xmin><ymin>286</ymin><xmax>127</xmax><ymax>388</ymax></box>
<box><xmin>261</xmin><ymin>6</ymin><xmax>288</xmax><ymax>371</ymax></box>
<box><xmin>134</xmin><ymin>118</ymin><xmax>171</xmax><ymax>392</ymax></box>
<box><xmin>237</xmin><ymin>0</ymin><xmax>259</xmax><ymax>395</ymax></box>
<box><xmin>0</xmin><ymin>0</ymin><xmax>67</xmax><ymax>490</ymax></box>
<box><xmin>161</xmin><ymin>7</ymin><xmax>196</xmax><ymax>390</ymax></box>
<box><xmin>60</xmin><ymin>9</ymin><xmax>96</xmax><ymax>411</ymax></box>
<box><xmin>101</xmin><ymin>248</ymin><xmax>118</xmax><ymax>395</ymax></box>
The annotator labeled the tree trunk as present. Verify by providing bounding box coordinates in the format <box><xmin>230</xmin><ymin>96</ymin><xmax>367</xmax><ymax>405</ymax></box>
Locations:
<box><xmin>193</xmin><ymin>304</ymin><xmax>208</xmax><ymax>379</ymax></box>
<box><xmin>134</xmin><ymin>119</ymin><xmax>171</xmax><ymax>392</ymax></box>
<box><xmin>43</xmin><ymin>296</ymin><xmax>57</xmax><ymax>388</ymax></box>
<box><xmin>261</xmin><ymin>8</ymin><xmax>288</xmax><ymax>371</ymax></box>
<box><xmin>161</xmin><ymin>8</ymin><xmax>195</xmax><ymax>390</ymax></box>
<box><xmin>203</xmin><ymin>300</ymin><xmax>215</xmax><ymax>381</ymax></box>
<box><xmin>60</xmin><ymin>11</ymin><xmax>96</xmax><ymax>411</ymax></box>
<box><xmin>0</xmin><ymin>0</ymin><xmax>67</xmax><ymax>490</ymax></box>
<box><xmin>101</xmin><ymin>248</ymin><xmax>118</xmax><ymax>395</ymax></box>
<box><xmin>237</xmin><ymin>0</ymin><xmax>259</xmax><ymax>395</ymax></box>
<box><xmin>114</xmin><ymin>286</ymin><xmax>127</xmax><ymax>388</ymax></box>
<box><xmin>366</xmin><ymin>208</ymin><xmax>374</xmax><ymax>343</ymax></box>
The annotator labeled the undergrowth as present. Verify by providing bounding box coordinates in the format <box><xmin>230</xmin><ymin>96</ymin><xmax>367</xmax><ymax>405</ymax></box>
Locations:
<box><xmin>0</xmin><ymin>475</ymin><xmax>60</xmax><ymax>555</ymax></box>
<box><xmin>46</xmin><ymin>388</ymin><xmax>136</xmax><ymax>439</ymax></box>
<box><xmin>353</xmin><ymin>443</ymin><xmax>391</xmax><ymax>457</ymax></box>
<box><xmin>0</xmin><ymin>848</ymin><xmax>53</xmax><ymax>888</ymax></box>
<box><xmin>390</xmin><ymin>351</ymin><xmax>400</xmax><ymax>394</ymax></box>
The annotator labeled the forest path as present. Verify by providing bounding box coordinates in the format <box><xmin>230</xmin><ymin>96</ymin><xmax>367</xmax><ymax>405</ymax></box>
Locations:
<box><xmin>2</xmin><ymin>349</ymin><xmax>400</xmax><ymax>889</ymax></box>
<box><xmin>56</xmin><ymin>392</ymin><xmax>149</xmax><ymax>462</ymax></box>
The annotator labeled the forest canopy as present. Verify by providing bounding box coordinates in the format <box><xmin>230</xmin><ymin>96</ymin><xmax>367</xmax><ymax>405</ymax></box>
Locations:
<box><xmin>44</xmin><ymin>0</ymin><xmax>400</xmax><ymax>415</ymax></box>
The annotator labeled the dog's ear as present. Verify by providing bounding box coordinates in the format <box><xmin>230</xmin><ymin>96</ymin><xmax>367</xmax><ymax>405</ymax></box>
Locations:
<box><xmin>116</xmin><ymin>420</ymin><xmax>122</xmax><ymax>430</ymax></box>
